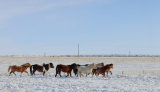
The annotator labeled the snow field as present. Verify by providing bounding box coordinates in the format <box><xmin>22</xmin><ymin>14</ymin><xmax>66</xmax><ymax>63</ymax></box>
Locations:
<box><xmin>0</xmin><ymin>57</ymin><xmax>160</xmax><ymax>92</ymax></box>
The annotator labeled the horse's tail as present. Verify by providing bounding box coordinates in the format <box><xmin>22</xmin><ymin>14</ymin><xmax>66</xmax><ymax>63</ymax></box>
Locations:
<box><xmin>55</xmin><ymin>65</ymin><xmax>59</xmax><ymax>77</ymax></box>
<box><xmin>8</xmin><ymin>65</ymin><xmax>12</xmax><ymax>72</ymax></box>
<box><xmin>30</xmin><ymin>65</ymin><xmax>33</xmax><ymax>76</ymax></box>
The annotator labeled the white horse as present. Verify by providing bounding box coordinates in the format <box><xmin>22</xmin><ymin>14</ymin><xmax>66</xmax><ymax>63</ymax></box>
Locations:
<box><xmin>96</xmin><ymin>62</ymin><xmax>104</xmax><ymax>68</ymax></box>
<box><xmin>78</xmin><ymin>63</ymin><xmax>97</xmax><ymax>77</ymax></box>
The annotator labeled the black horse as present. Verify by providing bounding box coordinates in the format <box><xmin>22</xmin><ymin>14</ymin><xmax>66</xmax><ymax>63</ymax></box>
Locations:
<box><xmin>30</xmin><ymin>63</ymin><xmax>54</xmax><ymax>76</ymax></box>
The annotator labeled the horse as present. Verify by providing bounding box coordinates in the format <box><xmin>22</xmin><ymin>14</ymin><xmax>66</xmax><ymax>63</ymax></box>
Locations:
<box><xmin>92</xmin><ymin>64</ymin><xmax>113</xmax><ymax>78</ymax></box>
<box><xmin>73</xmin><ymin>64</ymin><xmax>88</xmax><ymax>77</ymax></box>
<box><xmin>96</xmin><ymin>62</ymin><xmax>104</xmax><ymax>68</ymax></box>
<box><xmin>55</xmin><ymin>63</ymin><xmax>77</xmax><ymax>77</ymax></box>
<box><xmin>77</xmin><ymin>63</ymin><xmax>97</xmax><ymax>77</ymax></box>
<box><xmin>73</xmin><ymin>63</ymin><xmax>104</xmax><ymax>77</ymax></box>
<box><xmin>30</xmin><ymin>63</ymin><xmax>54</xmax><ymax>76</ymax></box>
<box><xmin>8</xmin><ymin>63</ymin><xmax>31</xmax><ymax>76</ymax></box>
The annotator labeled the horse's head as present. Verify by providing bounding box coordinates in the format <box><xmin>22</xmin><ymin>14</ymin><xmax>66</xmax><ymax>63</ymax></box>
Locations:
<box><xmin>49</xmin><ymin>63</ymin><xmax>54</xmax><ymax>68</ymax></box>
<box><xmin>109</xmin><ymin>64</ymin><xmax>113</xmax><ymax>69</ymax></box>
<box><xmin>89</xmin><ymin>63</ymin><xmax>97</xmax><ymax>69</ymax></box>
<box><xmin>28</xmin><ymin>63</ymin><xmax>31</xmax><ymax>67</ymax></box>
<box><xmin>71</xmin><ymin>63</ymin><xmax>77</xmax><ymax>69</ymax></box>
<box><xmin>85</xmin><ymin>64</ymin><xmax>89</xmax><ymax>66</ymax></box>
<box><xmin>93</xmin><ymin>63</ymin><xmax>97</xmax><ymax>69</ymax></box>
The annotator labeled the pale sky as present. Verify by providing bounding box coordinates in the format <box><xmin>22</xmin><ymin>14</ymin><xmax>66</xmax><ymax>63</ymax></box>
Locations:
<box><xmin>0</xmin><ymin>0</ymin><xmax>160</xmax><ymax>56</ymax></box>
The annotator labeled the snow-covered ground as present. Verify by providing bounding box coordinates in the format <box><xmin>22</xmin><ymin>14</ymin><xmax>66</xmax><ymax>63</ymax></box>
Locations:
<box><xmin>0</xmin><ymin>57</ymin><xmax>160</xmax><ymax>92</ymax></box>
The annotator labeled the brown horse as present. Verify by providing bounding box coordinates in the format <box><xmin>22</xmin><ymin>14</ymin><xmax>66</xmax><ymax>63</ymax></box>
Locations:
<box><xmin>30</xmin><ymin>63</ymin><xmax>54</xmax><ymax>76</ymax></box>
<box><xmin>55</xmin><ymin>63</ymin><xmax>77</xmax><ymax>77</ymax></box>
<box><xmin>8</xmin><ymin>63</ymin><xmax>31</xmax><ymax>76</ymax></box>
<box><xmin>92</xmin><ymin>64</ymin><xmax>113</xmax><ymax>77</ymax></box>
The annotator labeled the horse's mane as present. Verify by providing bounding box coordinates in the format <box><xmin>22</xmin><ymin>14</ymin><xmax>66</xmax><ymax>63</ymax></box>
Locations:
<box><xmin>88</xmin><ymin>63</ymin><xmax>95</xmax><ymax>68</ymax></box>
<box><xmin>105</xmin><ymin>64</ymin><xmax>113</xmax><ymax>66</ymax></box>
<box><xmin>109</xmin><ymin>64</ymin><xmax>113</xmax><ymax>66</ymax></box>
<box><xmin>104</xmin><ymin>64</ymin><xmax>113</xmax><ymax>69</ymax></box>
<box><xmin>21</xmin><ymin>63</ymin><xmax>30</xmax><ymax>67</ymax></box>
<box><xmin>68</xmin><ymin>63</ymin><xmax>75</xmax><ymax>66</ymax></box>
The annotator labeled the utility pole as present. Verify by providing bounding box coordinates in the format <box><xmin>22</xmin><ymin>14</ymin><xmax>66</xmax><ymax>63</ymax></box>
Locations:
<box><xmin>44</xmin><ymin>53</ymin><xmax>46</xmax><ymax>57</ymax></box>
<box><xmin>129</xmin><ymin>51</ymin><xmax>131</xmax><ymax>56</ymax></box>
<box><xmin>78</xmin><ymin>44</ymin><xmax>79</xmax><ymax>57</ymax></box>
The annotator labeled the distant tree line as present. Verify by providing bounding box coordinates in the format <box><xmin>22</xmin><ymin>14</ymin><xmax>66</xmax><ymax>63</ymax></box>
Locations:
<box><xmin>52</xmin><ymin>54</ymin><xmax>160</xmax><ymax>58</ymax></box>
<box><xmin>1</xmin><ymin>54</ymin><xmax>160</xmax><ymax>57</ymax></box>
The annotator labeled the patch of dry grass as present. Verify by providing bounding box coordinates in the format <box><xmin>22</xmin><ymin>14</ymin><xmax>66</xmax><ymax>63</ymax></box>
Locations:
<box><xmin>0</xmin><ymin>56</ymin><xmax>159</xmax><ymax>62</ymax></box>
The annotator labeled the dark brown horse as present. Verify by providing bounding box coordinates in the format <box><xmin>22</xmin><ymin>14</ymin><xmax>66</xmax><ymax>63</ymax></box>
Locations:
<box><xmin>30</xmin><ymin>63</ymin><xmax>54</xmax><ymax>76</ymax></box>
<box><xmin>8</xmin><ymin>63</ymin><xmax>31</xmax><ymax>76</ymax></box>
<box><xmin>92</xmin><ymin>64</ymin><xmax>113</xmax><ymax>77</ymax></box>
<box><xmin>55</xmin><ymin>63</ymin><xmax>77</xmax><ymax>77</ymax></box>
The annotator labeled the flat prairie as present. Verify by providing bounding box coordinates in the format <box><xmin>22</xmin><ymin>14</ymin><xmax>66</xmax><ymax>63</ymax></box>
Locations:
<box><xmin>0</xmin><ymin>57</ymin><xmax>160</xmax><ymax>91</ymax></box>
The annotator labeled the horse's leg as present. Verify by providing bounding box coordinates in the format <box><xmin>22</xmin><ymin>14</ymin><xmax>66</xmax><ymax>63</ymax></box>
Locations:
<box><xmin>55</xmin><ymin>71</ymin><xmax>59</xmax><ymax>77</ymax></box>
<box><xmin>92</xmin><ymin>73</ymin><xmax>94</xmax><ymax>77</ymax></box>
<box><xmin>95</xmin><ymin>72</ymin><xmax>97</xmax><ymax>76</ymax></box>
<box><xmin>59</xmin><ymin>71</ymin><xmax>61</xmax><ymax>77</ymax></box>
<box><xmin>33</xmin><ymin>69</ymin><xmax>36</xmax><ymax>75</ymax></box>
<box><xmin>13</xmin><ymin>72</ymin><xmax>16</xmax><ymax>76</ymax></box>
<box><xmin>55</xmin><ymin>69</ymin><xmax>58</xmax><ymax>77</ymax></box>
<box><xmin>75</xmin><ymin>72</ymin><xmax>77</xmax><ymax>76</ymax></box>
<box><xmin>95</xmin><ymin>73</ymin><xmax>98</xmax><ymax>77</ymax></box>
<box><xmin>81</xmin><ymin>73</ymin><xmax>84</xmax><ymax>77</ymax></box>
<box><xmin>80</xmin><ymin>72</ymin><xmax>82</xmax><ymax>77</ymax></box>
<box><xmin>55</xmin><ymin>71</ymin><xmax>57</xmax><ymax>77</ymax></box>
<box><xmin>79</xmin><ymin>72</ymin><xmax>81</xmax><ymax>77</ymax></box>
<box><xmin>43</xmin><ymin>71</ymin><xmax>45</xmax><ymax>76</ymax></box>
<box><xmin>66</xmin><ymin>73</ymin><xmax>69</xmax><ymax>77</ymax></box>
<box><xmin>75</xmin><ymin>72</ymin><xmax>77</xmax><ymax>77</ymax></box>
<box><xmin>106</xmin><ymin>72</ymin><xmax>108</xmax><ymax>77</ymax></box>
<box><xmin>103</xmin><ymin>73</ymin><xmax>106</xmax><ymax>78</ymax></box>
<box><xmin>21</xmin><ymin>72</ymin><xmax>23</xmax><ymax>77</ymax></box>
<box><xmin>9</xmin><ymin>71</ymin><xmax>13</xmax><ymax>76</ymax></box>
<box><xmin>86</xmin><ymin>73</ymin><xmax>87</xmax><ymax>77</ymax></box>
<box><xmin>68</xmin><ymin>72</ymin><xmax>72</xmax><ymax>77</ymax></box>
<box><xmin>70</xmin><ymin>72</ymin><xmax>72</xmax><ymax>77</ymax></box>
<box><xmin>24</xmin><ymin>71</ymin><xmax>29</xmax><ymax>76</ymax></box>
<box><xmin>74</xmin><ymin>71</ymin><xmax>77</xmax><ymax>77</ymax></box>
<box><xmin>92</xmin><ymin>71</ymin><xmax>95</xmax><ymax>77</ymax></box>
<box><xmin>110</xmin><ymin>71</ymin><xmax>112</xmax><ymax>75</ymax></box>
